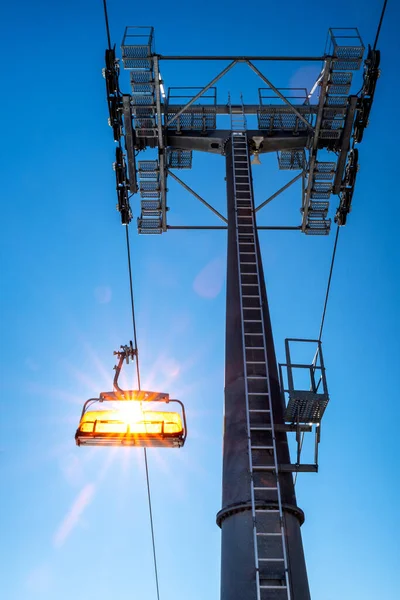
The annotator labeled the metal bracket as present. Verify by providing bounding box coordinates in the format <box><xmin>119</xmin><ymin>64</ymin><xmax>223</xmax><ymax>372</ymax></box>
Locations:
<box><xmin>113</xmin><ymin>341</ymin><xmax>138</xmax><ymax>394</ymax></box>
<box><xmin>168</xmin><ymin>170</ymin><xmax>228</xmax><ymax>223</ymax></box>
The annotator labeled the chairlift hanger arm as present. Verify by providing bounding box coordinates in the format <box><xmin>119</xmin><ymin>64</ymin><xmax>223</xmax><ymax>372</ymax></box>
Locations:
<box><xmin>113</xmin><ymin>342</ymin><xmax>137</xmax><ymax>395</ymax></box>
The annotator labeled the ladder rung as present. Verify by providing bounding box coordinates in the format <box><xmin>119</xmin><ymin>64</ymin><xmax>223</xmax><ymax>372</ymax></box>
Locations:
<box><xmin>258</xmin><ymin>558</ymin><xmax>285</xmax><ymax>562</ymax></box>
<box><xmin>255</xmin><ymin>509</ymin><xmax>280</xmax><ymax>513</ymax></box>
<box><xmin>247</xmin><ymin>375</ymin><xmax>267</xmax><ymax>379</ymax></box>
<box><xmin>248</xmin><ymin>392</ymin><xmax>269</xmax><ymax>395</ymax></box>
<box><xmin>251</xmin><ymin>445</ymin><xmax>274</xmax><ymax>449</ymax></box>
<box><xmin>249</xmin><ymin>409</ymin><xmax>270</xmax><ymax>412</ymax></box>
<box><xmin>243</xmin><ymin>320</ymin><xmax>262</xmax><ymax>323</ymax></box>
<box><xmin>254</xmin><ymin>516</ymin><xmax>282</xmax><ymax>524</ymax></box>
<box><xmin>250</xmin><ymin>427</ymin><xmax>272</xmax><ymax>431</ymax></box>
<box><xmin>245</xmin><ymin>346</ymin><xmax>265</xmax><ymax>349</ymax></box>
<box><xmin>253</xmin><ymin>465</ymin><xmax>276</xmax><ymax>471</ymax></box>
<box><xmin>260</xmin><ymin>586</ymin><xmax>288</xmax><ymax>590</ymax></box>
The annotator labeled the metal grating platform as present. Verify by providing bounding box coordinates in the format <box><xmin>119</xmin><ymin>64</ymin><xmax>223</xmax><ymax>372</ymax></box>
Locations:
<box><xmin>131</xmin><ymin>71</ymin><xmax>154</xmax><ymax>83</ymax></box>
<box><xmin>311</xmin><ymin>182</ymin><xmax>332</xmax><ymax>199</ymax></box>
<box><xmin>309</xmin><ymin>201</ymin><xmax>329</xmax><ymax>217</ymax></box>
<box><xmin>278</xmin><ymin>150</ymin><xmax>305</xmax><ymax>170</ymax></box>
<box><xmin>167</xmin><ymin>87</ymin><xmax>217</xmax><ymax>131</ymax></box>
<box><xmin>322</xmin><ymin>118</ymin><xmax>345</xmax><ymax>130</ymax></box>
<box><xmin>167</xmin><ymin>149</ymin><xmax>193</xmax><ymax>169</ymax></box>
<box><xmin>121</xmin><ymin>26</ymin><xmax>154</xmax><ymax>69</ymax></box>
<box><xmin>258</xmin><ymin>88</ymin><xmax>311</xmax><ymax>132</ymax></box>
<box><xmin>330</xmin><ymin>72</ymin><xmax>353</xmax><ymax>85</ymax></box>
<box><xmin>137</xmin><ymin>217</ymin><xmax>163</xmax><ymax>234</ymax></box>
<box><xmin>305</xmin><ymin>219</ymin><xmax>331</xmax><ymax>235</ymax></box>
<box><xmin>258</xmin><ymin>109</ymin><xmax>310</xmax><ymax>131</ymax></box>
<box><xmin>285</xmin><ymin>393</ymin><xmax>329</xmax><ymax>423</ymax></box>
<box><xmin>325</xmin><ymin>96</ymin><xmax>348</xmax><ymax>107</ymax></box>
<box><xmin>314</xmin><ymin>162</ymin><xmax>336</xmax><ymax>180</ymax></box>
<box><xmin>167</xmin><ymin>110</ymin><xmax>217</xmax><ymax>131</ymax></box>
<box><xmin>327</xmin><ymin>83</ymin><xmax>351</xmax><ymax>95</ymax></box>
<box><xmin>319</xmin><ymin>130</ymin><xmax>342</xmax><ymax>140</ymax></box>
<box><xmin>327</xmin><ymin>28</ymin><xmax>365</xmax><ymax>70</ymax></box>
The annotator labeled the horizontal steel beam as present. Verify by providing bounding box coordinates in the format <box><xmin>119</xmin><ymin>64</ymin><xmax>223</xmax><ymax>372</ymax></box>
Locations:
<box><xmin>167</xmin><ymin>225</ymin><xmax>227</xmax><ymax>230</ymax></box>
<box><xmin>258</xmin><ymin>226</ymin><xmax>302</xmax><ymax>230</ymax></box>
<box><xmin>275</xmin><ymin>424</ymin><xmax>312</xmax><ymax>432</ymax></box>
<box><xmin>167</xmin><ymin>225</ymin><xmax>302</xmax><ymax>230</ymax></box>
<box><xmin>167</xmin><ymin>131</ymin><xmax>309</xmax><ymax>154</ymax></box>
<box><xmin>279</xmin><ymin>464</ymin><xmax>318</xmax><ymax>473</ymax></box>
<box><xmin>165</xmin><ymin>104</ymin><xmax>319</xmax><ymax>115</ymax></box>
<box><xmin>159</xmin><ymin>55</ymin><xmax>326</xmax><ymax>61</ymax></box>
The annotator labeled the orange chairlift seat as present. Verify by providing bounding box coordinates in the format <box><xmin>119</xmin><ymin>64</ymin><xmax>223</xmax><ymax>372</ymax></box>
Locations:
<box><xmin>75</xmin><ymin>344</ymin><xmax>187</xmax><ymax>448</ymax></box>
<box><xmin>75</xmin><ymin>391</ymin><xmax>186</xmax><ymax>448</ymax></box>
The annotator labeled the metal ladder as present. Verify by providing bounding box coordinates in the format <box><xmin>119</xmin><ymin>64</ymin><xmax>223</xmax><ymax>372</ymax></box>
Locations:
<box><xmin>231</xmin><ymin>118</ymin><xmax>291</xmax><ymax>599</ymax></box>
<box><xmin>229</xmin><ymin>93</ymin><xmax>247</xmax><ymax>131</ymax></box>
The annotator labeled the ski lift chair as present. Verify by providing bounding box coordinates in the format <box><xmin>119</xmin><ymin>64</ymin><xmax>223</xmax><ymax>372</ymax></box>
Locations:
<box><xmin>75</xmin><ymin>344</ymin><xmax>187</xmax><ymax>448</ymax></box>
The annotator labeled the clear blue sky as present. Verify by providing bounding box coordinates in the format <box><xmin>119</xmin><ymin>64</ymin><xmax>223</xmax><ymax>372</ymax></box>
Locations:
<box><xmin>0</xmin><ymin>1</ymin><xmax>399</xmax><ymax>599</ymax></box>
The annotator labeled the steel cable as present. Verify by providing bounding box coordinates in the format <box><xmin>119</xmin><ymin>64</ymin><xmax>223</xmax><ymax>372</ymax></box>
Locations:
<box><xmin>124</xmin><ymin>226</ymin><xmax>161</xmax><ymax>600</ymax></box>
<box><xmin>373</xmin><ymin>0</ymin><xmax>388</xmax><ymax>51</ymax></box>
<box><xmin>318</xmin><ymin>227</ymin><xmax>340</xmax><ymax>342</ymax></box>
<box><xmin>101</xmin><ymin>3</ymin><xmax>161</xmax><ymax>599</ymax></box>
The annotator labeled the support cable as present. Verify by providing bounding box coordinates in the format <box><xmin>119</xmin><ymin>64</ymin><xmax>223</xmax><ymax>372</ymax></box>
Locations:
<box><xmin>318</xmin><ymin>227</ymin><xmax>340</xmax><ymax>343</ymax></box>
<box><xmin>102</xmin><ymin>0</ymin><xmax>112</xmax><ymax>50</ymax></box>
<box><xmin>373</xmin><ymin>0</ymin><xmax>388</xmax><ymax>51</ymax></box>
<box><xmin>296</xmin><ymin>0</ymin><xmax>388</xmax><ymax>482</ymax></box>
<box><xmin>125</xmin><ymin>227</ymin><xmax>141</xmax><ymax>389</ymax></box>
<box><xmin>101</xmin><ymin>3</ymin><xmax>161</xmax><ymax>599</ymax></box>
<box><xmin>294</xmin><ymin>227</ymin><xmax>339</xmax><ymax>487</ymax></box>
<box><xmin>125</xmin><ymin>224</ymin><xmax>161</xmax><ymax>600</ymax></box>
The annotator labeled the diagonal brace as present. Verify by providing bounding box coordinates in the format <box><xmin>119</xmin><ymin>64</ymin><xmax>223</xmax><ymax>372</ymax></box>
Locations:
<box><xmin>168</xmin><ymin>170</ymin><xmax>228</xmax><ymax>223</ymax></box>
<box><xmin>165</xmin><ymin>61</ymin><xmax>238</xmax><ymax>128</ymax></box>
<box><xmin>255</xmin><ymin>172</ymin><xmax>303</xmax><ymax>213</ymax></box>
<box><xmin>246</xmin><ymin>61</ymin><xmax>314</xmax><ymax>131</ymax></box>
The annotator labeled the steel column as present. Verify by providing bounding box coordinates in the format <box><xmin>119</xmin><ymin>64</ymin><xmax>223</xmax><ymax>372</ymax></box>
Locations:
<box><xmin>218</xmin><ymin>137</ymin><xmax>311</xmax><ymax>600</ymax></box>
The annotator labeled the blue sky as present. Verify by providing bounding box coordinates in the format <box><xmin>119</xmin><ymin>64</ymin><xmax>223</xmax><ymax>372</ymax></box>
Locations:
<box><xmin>0</xmin><ymin>1</ymin><xmax>399</xmax><ymax>599</ymax></box>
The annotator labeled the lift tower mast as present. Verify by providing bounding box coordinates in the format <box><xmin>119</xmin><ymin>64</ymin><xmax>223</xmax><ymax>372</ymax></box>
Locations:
<box><xmin>217</xmin><ymin>131</ymin><xmax>310</xmax><ymax>599</ymax></box>
<box><xmin>104</xmin><ymin>24</ymin><xmax>380</xmax><ymax>600</ymax></box>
